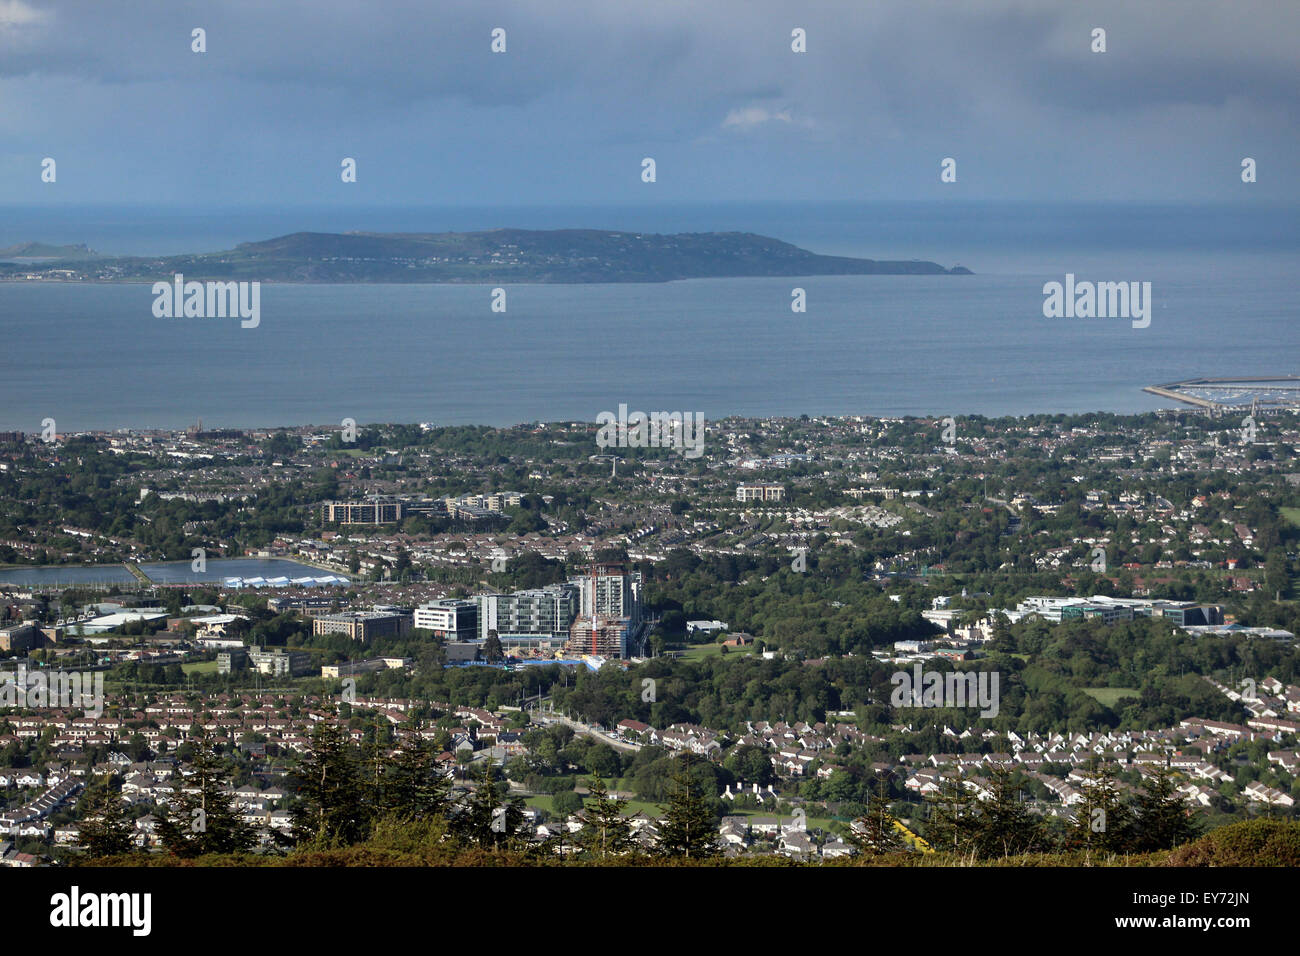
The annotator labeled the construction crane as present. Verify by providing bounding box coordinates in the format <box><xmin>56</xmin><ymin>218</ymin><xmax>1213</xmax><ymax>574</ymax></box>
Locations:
<box><xmin>590</xmin><ymin>560</ymin><xmax>599</xmax><ymax>655</ymax></box>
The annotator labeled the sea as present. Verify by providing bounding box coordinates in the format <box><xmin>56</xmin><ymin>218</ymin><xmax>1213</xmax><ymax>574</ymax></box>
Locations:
<box><xmin>0</xmin><ymin>201</ymin><xmax>1296</xmax><ymax>431</ymax></box>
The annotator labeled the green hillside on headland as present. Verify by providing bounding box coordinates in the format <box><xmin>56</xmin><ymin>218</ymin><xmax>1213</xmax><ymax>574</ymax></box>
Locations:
<box><xmin>0</xmin><ymin>228</ymin><xmax>971</xmax><ymax>283</ymax></box>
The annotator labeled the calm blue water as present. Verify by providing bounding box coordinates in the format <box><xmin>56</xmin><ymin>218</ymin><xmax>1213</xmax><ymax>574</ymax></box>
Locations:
<box><xmin>137</xmin><ymin>558</ymin><xmax>346</xmax><ymax>584</ymax></box>
<box><xmin>1</xmin><ymin>202</ymin><xmax>1296</xmax><ymax>429</ymax></box>
<box><xmin>0</xmin><ymin>566</ymin><xmax>137</xmax><ymax>586</ymax></box>
<box><xmin>0</xmin><ymin>558</ymin><xmax>346</xmax><ymax>586</ymax></box>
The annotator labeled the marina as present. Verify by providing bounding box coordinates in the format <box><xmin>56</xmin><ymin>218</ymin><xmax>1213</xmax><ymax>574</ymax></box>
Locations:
<box><xmin>1143</xmin><ymin>375</ymin><xmax>1300</xmax><ymax>412</ymax></box>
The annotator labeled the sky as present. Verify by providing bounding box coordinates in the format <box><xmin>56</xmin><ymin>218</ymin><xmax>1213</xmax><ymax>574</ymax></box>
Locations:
<box><xmin>0</xmin><ymin>0</ymin><xmax>1297</xmax><ymax>206</ymax></box>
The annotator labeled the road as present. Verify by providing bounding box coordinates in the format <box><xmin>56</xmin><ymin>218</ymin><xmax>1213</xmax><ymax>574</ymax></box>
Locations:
<box><xmin>528</xmin><ymin>707</ymin><xmax>642</xmax><ymax>753</ymax></box>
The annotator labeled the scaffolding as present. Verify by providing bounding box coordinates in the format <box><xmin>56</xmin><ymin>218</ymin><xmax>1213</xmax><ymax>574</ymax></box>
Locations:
<box><xmin>562</xmin><ymin>561</ymin><xmax>632</xmax><ymax>658</ymax></box>
<box><xmin>564</xmin><ymin>618</ymin><xmax>625</xmax><ymax>659</ymax></box>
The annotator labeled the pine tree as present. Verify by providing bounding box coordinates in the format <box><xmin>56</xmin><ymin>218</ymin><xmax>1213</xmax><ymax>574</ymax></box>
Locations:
<box><xmin>76</xmin><ymin>777</ymin><xmax>136</xmax><ymax>857</ymax></box>
<box><xmin>972</xmin><ymin>768</ymin><xmax>1046</xmax><ymax>858</ymax></box>
<box><xmin>990</xmin><ymin>612</ymin><xmax>1013</xmax><ymax>650</ymax></box>
<box><xmin>379</xmin><ymin>739</ymin><xmax>452</xmax><ymax>821</ymax></box>
<box><xmin>579</xmin><ymin>773</ymin><xmax>634</xmax><ymax>859</ymax></box>
<box><xmin>656</xmin><ymin>756</ymin><xmax>719</xmax><ymax>859</ymax></box>
<box><xmin>453</xmin><ymin>761</ymin><xmax>527</xmax><ymax>850</ymax></box>
<box><xmin>922</xmin><ymin>779</ymin><xmax>979</xmax><ymax>856</ymax></box>
<box><xmin>290</xmin><ymin>722</ymin><xmax>369</xmax><ymax>846</ymax></box>
<box><xmin>156</xmin><ymin>734</ymin><xmax>255</xmax><ymax>857</ymax></box>
<box><xmin>359</xmin><ymin>712</ymin><xmax>392</xmax><ymax>813</ymax></box>
<box><xmin>1067</xmin><ymin>763</ymin><xmax>1131</xmax><ymax>853</ymax></box>
<box><xmin>1130</xmin><ymin>767</ymin><xmax>1198</xmax><ymax>851</ymax></box>
<box><xmin>850</xmin><ymin>777</ymin><xmax>905</xmax><ymax>855</ymax></box>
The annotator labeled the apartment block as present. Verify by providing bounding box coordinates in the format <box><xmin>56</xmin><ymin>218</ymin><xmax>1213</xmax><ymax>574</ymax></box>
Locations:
<box><xmin>736</xmin><ymin>483</ymin><xmax>785</xmax><ymax>503</ymax></box>
<box><xmin>413</xmin><ymin>599</ymin><xmax>478</xmax><ymax>642</ymax></box>
<box><xmin>321</xmin><ymin>499</ymin><xmax>405</xmax><ymax>525</ymax></box>
<box><xmin>311</xmin><ymin>610</ymin><xmax>412</xmax><ymax>642</ymax></box>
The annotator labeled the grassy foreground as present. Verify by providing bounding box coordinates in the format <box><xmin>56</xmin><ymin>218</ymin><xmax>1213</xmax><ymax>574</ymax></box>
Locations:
<box><xmin>71</xmin><ymin>818</ymin><xmax>1300</xmax><ymax>868</ymax></box>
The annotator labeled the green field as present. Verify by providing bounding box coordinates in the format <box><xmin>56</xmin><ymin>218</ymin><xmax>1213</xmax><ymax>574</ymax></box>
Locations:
<box><xmin>1083</xmin><ymin>687</ymin><xmax>1140</xmax><ymax>707</ymax></box>
<box><xmin>523</xmin><ymin>793</ymin><xmax>664</xmax><ymax>818</ymax></box>
<box><xmin>1281</xmin><ymin>507</ymin><xmax>1300</xmax><ymax>527</ymax></box>
<box><xmin>182</xmin><ymin>660</ymin><xmax>219</xmax><ymax>675</ymax></box>
<box><xmin>521</xmin><ymin>793</ymin><xmax>839</xmax><ymax>831</ymax></box>
<box><xmin>676</xmin><ymin>643</ymin><xmax>759</xmax><ymax>661</ymax></box>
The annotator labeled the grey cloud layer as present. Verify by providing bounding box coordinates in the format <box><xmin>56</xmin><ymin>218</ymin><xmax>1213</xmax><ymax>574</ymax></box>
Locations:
<box><xmin>1</xmin><ymin>0</ymin><xmax>1295</xmax><ymax>201</ymax></box>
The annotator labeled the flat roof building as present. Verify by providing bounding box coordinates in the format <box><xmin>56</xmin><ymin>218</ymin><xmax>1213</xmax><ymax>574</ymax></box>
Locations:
<box><xmin>0</xmin><ymin>623</ymin><xmax>42</xmax><ymax>653</ymax></box>
<box><xmin>248</xmin><ymin>646</ymin><xmax>313</xmax><ymax>677</ymax></box>
<box><xmin>216</xmin><ymin>648</ymin><xmax>248</xmax><ymax>674</ymax></box>
<box><xmin>311</xmin><ymin>610</ymin><xmax>412</xmax><ymax>642</ymax></box>
<box><xmin>414</xmin><ymin>599</ymin><xmax>478</xmax><ymax>642</ymax></box>
<box><xmin>65</xmin><ymin>611</ymin><xmax>169</xmax><ymax>636</ymax></box>
<box><xmin>478</xmin><ymin>584</ymin><xmax>578</xmax><ymax>652</ymax></box>
<box><xmin>737</xmin><ymin>483</ymin><xmax>785</xmax><ymax>502</ymax></box>
<box><xmin>1017</xmin><ymin>595</ymin><xmax>1222</xmax><ymax>627</ymax></box>
<box><xmin>321</xmin><ymin>499</ymin><xmax>405</xmax><ymax>525</ymax></box>
<box><xmin>321</xmin><ymin>658</ymin><xmax>390</xmax><ymax>679</ymax></box>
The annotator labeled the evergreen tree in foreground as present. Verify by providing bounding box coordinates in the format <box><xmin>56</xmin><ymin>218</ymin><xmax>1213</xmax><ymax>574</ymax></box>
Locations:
<box><xmin>850</xmin><ymin>777</ymin><xmax>905</xmax><ymax>855</ymax></box>
<box><xmin>453</xmin><ymin>761</ymin><xmax>527</xmax><ymax>850</ymax></box>
<box><xmin>922</xmin><ymin>780</ymin><xmax>979</xmax><ymax>856</ymax></box>
<box><xmin>379</xmin><ymin>739</ymin><xmax>452</xmax><ymax>822</ymax></box>
<box><xmin>1067</xmin><ymin>763</ymin><xmax>1132</xmax><ymax>854</ymax></box>
<box><xmin>1129</xmin><ymin>766</ymin><xmax>1198</xmax><ymax>852</ymax></box>
<box><xmin>971</xmin><ymin>768</ymin><xmax>1046</xmax><ymax>858</ymax></box>
<box><xmin>156</xmin><ymin>733</ymin><xmax>255</xmax><ymax>857</ymax></box>
<box><xmin>656</xmin><ymin>756</ymin><xmax>719</xmax><ymax>859</ymax></box>
<box><xmin>77</xmin><ymin>777</ymin><xmax>136</xmax><ymax>857</ymax></box>
<box><xmin>579</xmin><ymin>773</ymin><xmax>634</xmax><ymax>859</ymax></box>
<box><xmin>290</xmin><ymin>722</ymin><xmax>370</xmax><ymax>847</ymax></box>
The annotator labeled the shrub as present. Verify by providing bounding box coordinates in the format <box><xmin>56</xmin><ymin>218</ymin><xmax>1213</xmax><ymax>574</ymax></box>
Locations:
<box><xmin>1165</xmin><ymin>818</ymin><xmax>1300</xmax><ymax>867</ymax></box>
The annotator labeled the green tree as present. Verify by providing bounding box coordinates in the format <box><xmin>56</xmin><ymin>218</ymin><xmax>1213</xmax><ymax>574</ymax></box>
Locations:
<box><xmin>725</xmin><ymin>744</ymin><xmax>775</xmax><ymax>787</ymax></box>
<box><xmin>849</xmin><ymin>777</ymin><xmax>905</xmax><ymax>855</ymax></box>
<box><xmin>1264</xmin><ymin>548</ymin><xmax>1291</xmax><ymax>600</ymax></box>
<box><xmin>655</xmin><ymin>756</ymin><xmax>719</xmax><ymax>859</ymax></box>
<box><xmin>76</xmin><ymin>778</ymin><xmax>136</xmax><ymax>857</ymax></box>
<box><xmin>1067</xmin><ymin>764</ymin><xmax>1132</xmax><ymax>854</ymax></box>
<box><xmin>1130</xmin><ymin>767</ymin><xmax>1198</xmax><ymax>852</ymax></box>
<box><xmin>453</xmin><ymin>762</ymin><xmax>527</xmax><ymax>850</ymax></box>
<box><xmin>379</xmin><ymin>740</ymin><xmax>452</xmax><ymax>822</ymax></box>
<box><xmin>394</xmin><ymin>548</ymin><xmax>412</xmax><ymax>577</ymax></box>
<box><xmin>156</xmin><ymin>735</ymin><xmax>255</xmax><ymax>857</ymax></box>
<box><xmin>971</xmin><ymin>769</ymin><xmax>1046</xmax><ymax>858</ymax></box>
<box><xmin>579</xmin><ymin>774</ymin><xmax>634</xmax><ymax>859</ymax></box>
<box><xmin>553</xmin><ymin>790</ymin><xmax>585</xmax><ymax>816</ymax></box>
<box><xmin>291</xmin><ymin>722</ymin><xmax>369</xmax><ymax>846</ymax></box>
<box><xmin>922</xmin><ymin>780</ymin><xmax>979</xmax><ymax>856</ymax></box>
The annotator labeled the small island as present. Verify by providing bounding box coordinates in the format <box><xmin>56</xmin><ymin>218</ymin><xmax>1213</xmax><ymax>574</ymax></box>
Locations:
<box><xmin>0</xmin><ymin>228</ymin><xmax>971</xmax><ymax>283</ymax></box>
